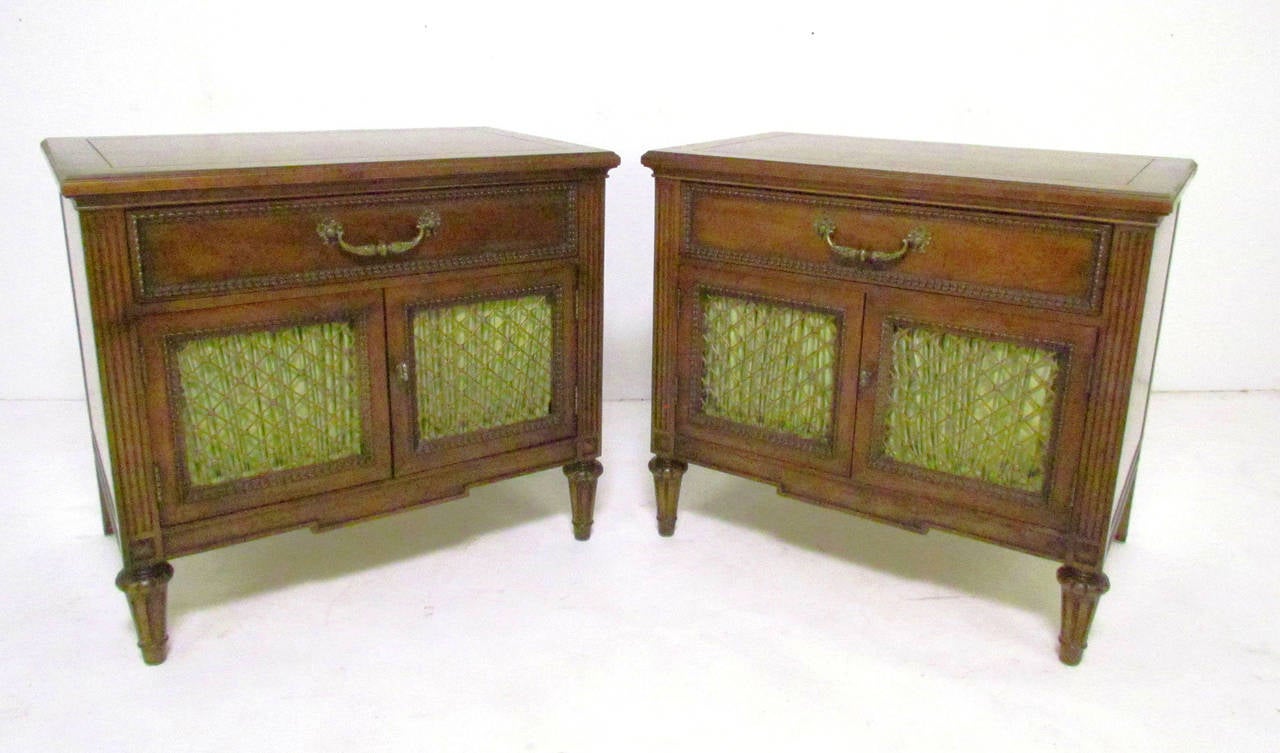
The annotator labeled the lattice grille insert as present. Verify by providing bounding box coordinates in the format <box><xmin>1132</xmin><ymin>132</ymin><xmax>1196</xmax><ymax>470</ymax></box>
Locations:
<box><xmin>699</xmin><ymin>293</ymin><xmax>838</xmax><ymax>441</ymax></box>
<box><xmin>175</xmin><ymin>321</ymin><xmax>364</xmax><ymax>487</ymax></box>
<box><xmin>413</xmin><ymin>294</ymin><xmax>554</xmax><ymax>443</ymax></box>
<box><xmin>882</xmin><ymin>325</ymin><xmax>1061</xmax><ymax>493</ymax></box>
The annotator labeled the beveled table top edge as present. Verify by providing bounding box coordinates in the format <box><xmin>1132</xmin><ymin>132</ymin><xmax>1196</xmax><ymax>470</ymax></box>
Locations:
<box><xmin>642</xmin><ymin>132</ymin><xmax>1195</xmax><ymax>218</ymax></box>
<box><xmin>43</xmin><ymin>127</ymin><xmax>621</xmax><ymax>198</ymax></box>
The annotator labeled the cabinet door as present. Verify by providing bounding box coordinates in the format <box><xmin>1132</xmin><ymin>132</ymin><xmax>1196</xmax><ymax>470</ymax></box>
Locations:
<box><xmin>140</xmin><ymin>292</ymin><xmax>392</xmax><ymax>525</ymax></box>
<box><xmin>385</xmin><ymin>266</ymin><xmax>578</xmax><ymax>476</ymax></box>
<box><xmin>854</xmin><ymin>289</ymin><xmax>1096</xmax><ymax>527</ymax></box>
<box><xmin>674</xmin><ymin>263</ymin><xmax>863</xmax><ymax>476</ymax></box>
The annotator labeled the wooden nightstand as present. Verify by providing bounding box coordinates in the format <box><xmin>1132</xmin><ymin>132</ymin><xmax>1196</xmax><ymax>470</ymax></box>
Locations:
<box><xmin>44</xmin><ymin>128</ymin><xmax>619</xmax><ymax>664</ymax></box>
<box><xmin>642</xmin><ymin>133</ymin><xmax>1194</xmax><ymax>665</ymax></box>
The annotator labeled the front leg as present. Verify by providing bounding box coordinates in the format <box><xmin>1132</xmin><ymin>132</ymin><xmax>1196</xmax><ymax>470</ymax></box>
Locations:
<box><xmin>563</xmin><ymin>460</ymin><xmax>603</xmax><ymax>541</ymax></box>
<box><xmin>1056</xmin><ymin>566</ymin><xmax>1110</xmax><ymax>666</ymax></box>
<box><xmin>648</xmin><ymin>456</ymin><xmax>687</xmax><ymax>536</ymax></box>
<box><xmin>115</xmin><ymin>562</ymin><xmax>175</xmax><ymax>665</ymax></box>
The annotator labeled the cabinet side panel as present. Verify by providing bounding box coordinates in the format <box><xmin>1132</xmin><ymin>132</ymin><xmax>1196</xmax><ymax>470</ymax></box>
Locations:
<box><xmin>575</xmin><ymin>178</ymin><xmax>604</xmax><ymax>459</ymax></box>
<box><xmin>1071</xmin><ymin>224</ymin><xmax>1156</xmax><ymax>566</ymax></box>
<box><xmin>651</xmin><ymin>178</ymin><xmax>683</xmax><ymax>454</ymax></box>
<box><xmin>63</xmin><ymin>199</ymin><xmax>118</xmax><ymax>536</ymax></box>
<box><xmin>81</xmin><ymin>209</ymin><xmax>164</xmax><ymax>562</ymax></box>
<box><xmin>1108</xmin><ymin>208</ymin><xmax>1179</xmax><ymax>544</ymax></box>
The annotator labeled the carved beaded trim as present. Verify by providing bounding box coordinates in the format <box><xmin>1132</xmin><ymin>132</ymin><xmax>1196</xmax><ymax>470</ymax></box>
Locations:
<box><xmin>129</xmin><ymin>183</ymin><xmax>578</xmax><ymax>300</ymax></box>
<box><xmin>682</xmin><ymin>184</ymin><xmax>1111</xmax><ymax>315</ymax></box>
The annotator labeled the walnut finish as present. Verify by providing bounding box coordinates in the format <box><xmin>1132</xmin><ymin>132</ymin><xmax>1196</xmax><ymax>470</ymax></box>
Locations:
<box><xmin>643</xmin><ymin>132</ymin><xmax>1194</xmax><ymax>665</ymax></box>
<box><xmin>46</xmin><ymin>128</ymin><xmax>619</xmax><ymax>664</ymax></box>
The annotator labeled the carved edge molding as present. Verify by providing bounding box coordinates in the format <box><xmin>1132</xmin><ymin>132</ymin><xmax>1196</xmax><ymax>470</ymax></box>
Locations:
<box><xmin>681</xmin><ymin>184</ymin><xmax>1111</xmax><ymax>316</ymax></box>
<box><xmin>128</xmin><ymin>183</ymin><xmax>579</xmax><ymax>301</ymax></box>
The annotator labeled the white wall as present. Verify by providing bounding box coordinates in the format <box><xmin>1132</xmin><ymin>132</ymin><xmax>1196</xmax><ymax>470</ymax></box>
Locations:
<box><xmin>2</xmin><ymin>1</ymin><xmax>1276</xmax><ymax>400</ymax></box>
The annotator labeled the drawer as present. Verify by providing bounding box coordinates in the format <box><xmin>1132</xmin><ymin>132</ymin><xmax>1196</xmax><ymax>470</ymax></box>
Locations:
<box><xmin>685</xmin><ymin>185</ymin><xmax>1111</xmax><ymax>313</ymax></box>
<box><xmin>128</xmin><ymin>184</ymin><xmax>576</xmax><ymax>299</ymax></box>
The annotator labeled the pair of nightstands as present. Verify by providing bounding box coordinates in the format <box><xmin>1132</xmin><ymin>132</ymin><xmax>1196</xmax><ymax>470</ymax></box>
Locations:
<box><xmin>44</xmin><ymin>128</ymin><xmax>1194</xmax><ymax>666</ymax></box>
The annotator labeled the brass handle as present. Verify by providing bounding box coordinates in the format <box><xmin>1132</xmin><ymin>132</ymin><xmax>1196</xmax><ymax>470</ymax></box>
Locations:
<box><xmin>814</xmin><ymin>217</ymin><xmax>930</xmax><ymax>266</ymax></box>
<box><xmin>396</xmin><ymin>362</ymin><xmax>410</xmax><ymax>384</ymax></box>
<box><xmin>317</xmin><ymin>209</ymin><xmax>441</xmax><ymax>257</ymax></box>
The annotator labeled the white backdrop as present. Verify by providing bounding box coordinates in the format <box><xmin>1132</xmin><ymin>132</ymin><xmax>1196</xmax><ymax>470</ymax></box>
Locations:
<box><xmin>2</xmin><ymin>1</ymin><xmax>1276</xmax><ymax>400</ymax></box>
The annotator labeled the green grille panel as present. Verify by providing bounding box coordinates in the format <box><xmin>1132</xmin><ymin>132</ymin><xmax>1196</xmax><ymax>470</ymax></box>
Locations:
<box><xmin>882</xmin><ymin>325</ymin><xmax>1061</xmax><ymax>493</ymax></box>
<box><xmin>413</xmin><ymin>294</ymin><xmax>554</xmax><ymax>442</ymax></box>
<box><xmin>175</xmin><ymin>321</ymin><xmax>364</xmax><ymax>487</ymax></box>
<box><xmin>699</xmin><ymin>293</ymin><xmax>839</xmax><ymax>441</ymax></box>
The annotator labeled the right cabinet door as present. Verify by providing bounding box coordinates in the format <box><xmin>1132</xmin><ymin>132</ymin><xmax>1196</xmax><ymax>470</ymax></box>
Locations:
<box><xmin>853</xmin><ymin>289</ymin><xmax>1097</xmax><ymax>529</ymax></box>
<box><xmin>384</xmin><ymin>265</ymin><xmax>579</xmax><ymax>477</ymax></box>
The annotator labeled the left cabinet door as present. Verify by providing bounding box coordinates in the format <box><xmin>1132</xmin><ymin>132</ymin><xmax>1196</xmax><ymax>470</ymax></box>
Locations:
<box><xmin>139</xmin><ymin>291</ymin><xmax>393</xmax><ymax>525</ymax></box>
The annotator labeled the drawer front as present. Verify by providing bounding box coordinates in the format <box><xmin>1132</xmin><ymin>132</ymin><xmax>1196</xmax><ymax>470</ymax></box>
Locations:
<box><xmin>685</xmin><ymin>184</ymin><xmax>1110</xmax><ymax>314</ymax></box>
<box><xmin>129</xmin><ymin>184</ymin><xmax>576</xmax><ymax>299</ymax></box>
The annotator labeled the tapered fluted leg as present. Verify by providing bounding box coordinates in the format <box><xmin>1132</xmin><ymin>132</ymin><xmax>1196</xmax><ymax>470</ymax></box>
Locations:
<box><xmin>563</xmin><ymin>460</ymin><xmax>603</xmax><ymax>541</ymax></box>
<box><xmin>115</xmin><ymin>562</ymin><xmax>174</xmax><ymax>665</ymax></box>
<box><xmin>648</xmin><ymin>456</ymin><xmax>687</xmax><ymax>536</ymax></box>
<box><xmin>1056</xmin><ymin>566</ymin><xmax>1110</xmax><ymax>666</ymax></box>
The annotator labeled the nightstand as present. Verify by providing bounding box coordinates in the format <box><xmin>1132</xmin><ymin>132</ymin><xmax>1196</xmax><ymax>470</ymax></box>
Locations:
<box><xmin>642</xmin><ymin>132</ymin><xmax>1194</xmax><ymax>665</ymax></box>
<box><xmin>44</xmin><ymin>127</ymin><xmax>619</xmax><ymax>663</ymax></box>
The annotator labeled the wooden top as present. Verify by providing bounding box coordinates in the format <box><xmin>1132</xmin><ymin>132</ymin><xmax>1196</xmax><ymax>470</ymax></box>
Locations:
<box><xmin>43</xmin><ymin>127</ymin><xmax>621</xmax><ymax>197</ymax></box>
<box><xmin>642</xmin><ymin>132</ymin><xmax>1196</xmax><ymax>218</ymax></box>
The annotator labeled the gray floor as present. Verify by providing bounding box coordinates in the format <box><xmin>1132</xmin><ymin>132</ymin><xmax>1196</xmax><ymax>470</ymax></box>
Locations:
<box><xmin>2</xmin><ymin>393</ymin><xmax>1276</xmax><ymax>751</ymax></box>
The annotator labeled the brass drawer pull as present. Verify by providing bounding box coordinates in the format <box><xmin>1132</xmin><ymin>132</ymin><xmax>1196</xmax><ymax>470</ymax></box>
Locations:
<box><xmin>814</xmin><ymin>217</ymin><xmax>930</xmax><ymax>266</ymax></box>
<box><xmin>317</xmin><ymin>209</ymin><xmax>442</xmax><ymax>257</ymax></box>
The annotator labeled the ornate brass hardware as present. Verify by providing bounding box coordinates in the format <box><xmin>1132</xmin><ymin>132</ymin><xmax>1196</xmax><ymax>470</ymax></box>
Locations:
<box><xmin>317</xmin><ymin>209</ymin><xmax>441</xmax><ymax>257</ymax></box>
<box><xmin>814</xmin><ymin>217</ymin><xmax>930</xmax><ymax>266</ymax></box>
<box><xmin>396</xmin><ymin>362</ymin><xmax>410</xmax><ymax>384</ymax></box>
<box><xmin>859</xmin><ymin>367</ymin><xmax>876</xmax><ymax>391</ymax></box>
